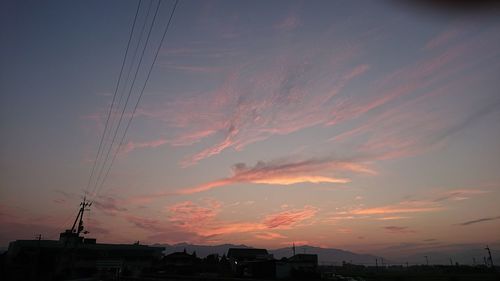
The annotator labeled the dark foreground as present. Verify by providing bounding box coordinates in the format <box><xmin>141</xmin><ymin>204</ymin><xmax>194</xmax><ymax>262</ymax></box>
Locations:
<box><xmin>116</xmin><ymin>265</ymin><xmax>500</xmax><ymax>281</ymax></box>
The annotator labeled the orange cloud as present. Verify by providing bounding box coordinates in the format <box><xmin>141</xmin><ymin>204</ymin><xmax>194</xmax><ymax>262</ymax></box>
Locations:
<box><xmin>336</xmin><ymin>188</ymin><xmax>488</xmax><ymax>219</ymax></box>
<box><xmin>177</xmin><ymin>158</ymin><xmax>372</xmax><ymax>194</ymax></box>
<box><xmin>350</xmin><ymin>204</ymin><xmax>442</xmax><ymax>215</ymax></box>
<box><xmin>255</xmin><ymin>232</ymin><xmax>287</xmax><ymax>240</ymax></box>
<box><xmin>166</xmin><ymin>201</ymin><xmax>319</xmax><ymax>239</ymax></box>
<box><xmin>376</xmin><ymin>216</ymin><xmax>410</xmax><ymax>221</ymax></box>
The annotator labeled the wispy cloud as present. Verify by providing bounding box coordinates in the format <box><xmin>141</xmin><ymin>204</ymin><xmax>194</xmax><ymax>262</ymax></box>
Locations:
<box><xmin>166</xmin><ymin>201</ymin><xmax>318</xmax><ymax>240</ymax></box>
<box><xmin>433</xmin><ymin>189</ymin><xmax>490</xmax><ymax>202</ymax></box>
<box><xmin>177</xmin><ymin>157</ymin><xmax>374</xmax><ymax>194</ymax></box>
<box><xmin>163</xmin><ymin>64</ymin><xmax>224</xmax><ymax>74</ymax></box>
<box><xmin>168</xmin><ymin>200</ymin><xmax>221</xmax><ymax>226</ymax></box>
<box><xmin>274</xmin><ymin>13</ymin><xmax>301</xmax><ymax>31</ymax></box>
<box><xmin>255</xmin><ymin>232</ymin><xmax>287</xmax><ymax>240</ymax></box>
<box><xmin>349</xmin><ymin>201</ymin><xmax>442</xmax><ymax>216</ymax></box>
<box><xmin>384</xmin><ymin>226</ymin><xmax>416</xmax><ymax>234</ymax></box>
<box><xmin>424</xmin><ymin>26</ymin><xmax>462</xmax><ymax>50</ymax></box>
<box><xmin>137</xmin><ymin>47</ymin><xmax>372</xmax><ymax>166</ymax></box>
<box><xmin>263</xmin><ymin>206</ymin><xmax>318</xmax><ymax>229</ymax></box>
<box><xmin>120</xmin><ymin>139</ymin><xmax>168</xmax><ymax>155</ymax></box>
<box><xmin>376</xmin><ymin>216</ymin><xmax>410</xmax><ymax>221</ymax></box>
<box><xmin>93</xmin><ymin>195</ymin><xmax>128</xmax><ymax>215</ymax></box>
<box><xmin>333</xmin><ymin>188</ymin><xmax>489</xmax><ymax>220</ymax></box>
<box><xmin>457</xmin><ymin>216</ymin><xmax>500</xmax><ymax>226</ymax></box>
<box><xmin>123</xmin><ymin>214</ymin><xmax>164</xmax><ymax>232</ymax></box>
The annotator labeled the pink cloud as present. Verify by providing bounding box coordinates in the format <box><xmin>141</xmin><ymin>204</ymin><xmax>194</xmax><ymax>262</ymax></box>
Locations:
<box><xmin>263</xmin><ymin>206</ymin><xmax>318</xmax><ymax>229</ymax></box>
<box><xmin>139</xmin><ymin>49</ymin><xmax>371</xmax><ymax>166</ymax></box>
<box><xmin>168</xmin><ymin>200</ymin><xmax>221</xmax><ymax>226</ymax></box>
<box><xmin>85</xmin><ymin>23</ymin><xmax>500</xmax><ymax>173</ymax></box>
<box><xmin>120</xmin><ymin>139</ymin><xmax>168</xmax><ymax>155</ymax></box>
<box><xmin>173</xmin><ymin>37</ymin><xmax>470</xmax><ymax>167</ymax></box>
<box><xmin>424</xmin><ymin>26</ymin><xmax>462</xmax><ymax>50</ymax></box>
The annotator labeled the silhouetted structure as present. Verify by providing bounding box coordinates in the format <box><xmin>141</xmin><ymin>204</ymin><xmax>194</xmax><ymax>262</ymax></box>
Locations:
<box><xmin>4</xmin><ymin>198</ymin><xmax>164</xmax><ymax>281</ymax></box>
<box><xmin>227</xmin><ymin>248</ymin><xmax>275</xmax><ymax>278</ymax></box>
<box><xmin>276</xmin><ymin>254</ymin><xmax>319</xmax><ymax>279</ymax></box>
<box><xmin>161</xmin><ymin>249</ymin><xmax>200</xmax><ymax>274</ymax></box>
<box><xmin>5</xmin><ymin>235</ymin><xmax>164</xmax><ymax>280</ymax></box>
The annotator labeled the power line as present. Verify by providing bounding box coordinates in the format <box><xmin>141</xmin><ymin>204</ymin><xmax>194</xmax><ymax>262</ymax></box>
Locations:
<box><xmin>102</xmin><ymin>0</ymin><xmax>153</xmax><ymax>171</ymax></box>
<box><xmin>90</xmin><ymin>0</ymin><xmax>163</xmax><ymax>198</ymax></box>
<box><xmin>112</xmin><ymin>0</ymin><xmax>154</xmax><ymax>132</ymax></box>
<box><xmin>93</xmin><ymin>0</ymin><xmax>179</xmax><ymax>199</ymax></box>
<box><xmin>84</xmin><ymin>0</ymin><xmax>142</xmax><ymax>196</ymax></box>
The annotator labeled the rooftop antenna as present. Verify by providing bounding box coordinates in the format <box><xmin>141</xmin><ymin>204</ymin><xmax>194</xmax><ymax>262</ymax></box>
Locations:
<box><xmin>70</xmin><ymin>196</ymin><xmax>92</xmax><ymax>236</ymax></box>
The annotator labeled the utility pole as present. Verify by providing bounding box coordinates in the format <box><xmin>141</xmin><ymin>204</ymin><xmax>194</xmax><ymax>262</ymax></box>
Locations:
<box><xmin>424</xmin><ymin>255</ymin><xmax>429</xmax><ymax>266</ymax></box>
<box><xmin>70</xmin><ymin>196</ymin><xmax>92</xmax><ymax>236</ymax></box>
<box><xmin>292</xmin><ymin>242</ymin><xmax>296</xmax><ymax>256</ymax></box>
<box><xmin>485</xmin><ymin>245</ymin><xmax>495</xmax><ymax>268</ymax></box>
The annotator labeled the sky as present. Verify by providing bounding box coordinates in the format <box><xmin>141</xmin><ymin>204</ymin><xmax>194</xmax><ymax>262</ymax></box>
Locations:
<box><xmin>1</xmin><ymin>0</ymin><xmax>500</xmax><ymax>260</ymax></box>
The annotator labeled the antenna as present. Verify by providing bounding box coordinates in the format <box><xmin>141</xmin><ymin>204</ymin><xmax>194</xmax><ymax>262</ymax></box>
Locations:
<box><xmin>70</xmin><ymin>196</ymin><xmax>92</xmax><ymax>236</ymax></box>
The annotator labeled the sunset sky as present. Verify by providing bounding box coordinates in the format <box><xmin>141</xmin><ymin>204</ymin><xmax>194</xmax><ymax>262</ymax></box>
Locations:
<box><xmin>1</xmin><ymin>0</ymin><xmax>500</xmax><ymax>259</ymax></box>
